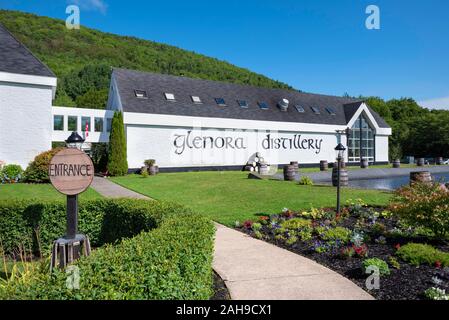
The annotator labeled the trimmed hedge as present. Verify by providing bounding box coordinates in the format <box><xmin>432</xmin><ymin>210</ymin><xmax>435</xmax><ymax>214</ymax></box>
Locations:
<box><xmin>0</xmin><ymin>199</ymin><xmax>215</xmax><ymax>300</ymax></box>
<box><xmin>397</xmin><ymin>243</ymin><xmax>449</xmax><ymax>267</ymax></box>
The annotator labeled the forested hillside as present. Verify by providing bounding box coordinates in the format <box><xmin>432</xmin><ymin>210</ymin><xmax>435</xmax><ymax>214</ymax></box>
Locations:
<box><xmin>1</xmin><ymin>10</ymin><xmax>448</xmax><ymax>160</ymax></box>
<box><xmin>0</xmin><ymin>10</ymin><xmax>292</xmax><ymax>109</ymax></box>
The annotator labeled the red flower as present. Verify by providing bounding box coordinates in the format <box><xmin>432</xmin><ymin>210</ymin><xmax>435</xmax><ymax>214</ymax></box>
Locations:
<box><xmin>395</xmin><ymin>244</ymin><xmax>401</xmax><ymax>250</ymax></box>
<box><xmin>259</xmin><ymin>216</ymin><xmax>269</xmax><ymax>221</ymax></box>
<box><xmin>243</xmin><ymin>220</ymin><xmax>253</xmax><ymax>229</ymax></box>
<box><xmin>435</xmin><ymin>260</ymin><xmax>442</xmax><ymax>268</ymax></box>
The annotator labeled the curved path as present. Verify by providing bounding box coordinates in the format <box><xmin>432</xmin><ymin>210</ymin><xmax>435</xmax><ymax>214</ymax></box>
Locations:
<box><xmin>214</xmin><ymin>223</ymin><xmax>373</xmax><ymax>300</ymax></box>
<box><xmin>91</xmin><ymin>177</ymin><xmax>373</xmax><ymax>300</ymax></box>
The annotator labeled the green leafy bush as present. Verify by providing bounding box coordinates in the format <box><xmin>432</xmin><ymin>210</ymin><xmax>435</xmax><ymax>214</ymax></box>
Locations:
<box><xmin>24</xmin><ymin>148</ymin><xmax>64</xmax><ymax>183</ymax></box>
<box><xmin>396</xmin><ymin>243</ymin><xmax>449</xmax><ymax>267</ymax></box>
<box><xmin>424</xmin><ymin>287</ymin><xmax>449</xmax><ymax>300</ymax></box>
<box><xmin>108</xmin><ymin>112</ymin><xmax>128</xmax><ymax>176</ymax></box>
<box><xmin>362</xmin><ymin>258</ymin><xmax>390</xmax><ymax>276</ymax></box>
<box><xmin>321</xmin><ymin>227</ymin><xmax>352</xmax><ymax>244</ymax></box>
<box><xmin>280</xmin><ymin>218</ymin><xmax>312</xmax><ymax>230</ymax></box>
<box><xmin>0</xmin><ymin>198</ymin><xmax>214</xmax><ymax>300</ymax></box>
<box><xmin>390</xmin><ymin>183</ymin><xmax>449</xmax><ymax>237</ymax></box>
<box><xmin>298</xmin><ymin>176</ymin><xmax>314</xmax><ymax>186</ymax></box>
<box><xmin>1</xmin><ymin>164</ymin><xmax>23</xmax><ymax>183</ymax></box>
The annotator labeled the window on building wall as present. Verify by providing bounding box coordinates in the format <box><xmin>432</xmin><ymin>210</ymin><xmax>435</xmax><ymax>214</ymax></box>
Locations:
<box><xmin>191</xmin><ymin>96</ymin><xmax>202</xmax><ymax>104</ymax></box>
<box><xmin>311</xmin><ymin>106</ymin><xmax>320</xmax><ymax>114</ymax></box>
<box><xmin>106</xmin><ymin>118</ymin><xmax>112</xmax><ymax>132</ymax></box>
<box><xmin>134</xmin><ymin>90</ymin><xmax>148</xmax><ymax>99</ymax></box>
<box><xmin>348</xmin><ymin>114</ymin><xmax>375</xmax><ymax>163</ymax></box>
<box><xmin>295</xmin><ymin>105</ymin><xmax>305</xmax><ymax>113</ymax></box>
<box><xmin>68</xmin><ymin>116</ymin><xmax>77</xmax><ymax>132</ymax></box>
<box><xmin>81</xmin><ymin>117</ymin><xmax>91</xmax><ymax>132</ymax></box>
<box><xmin>215</xmin><ymin>98</ymin><xmax>227</xmax><ymax>106</ymax></box>
<box><xmin>95</xmin><ymin>117</ymin><xmax>104</xmax><ymax>132</ymax></box>
<box><xmin>53</xmin><ymin>115</ymin><xmax>64</xmax><ymax>131</ymax></box>
<box><xmin>258</xmin><ymin>102</ymin><xmax>269</xmax><ymax>110</ymax></box>
<box><xmin>237</xmin><ymin>100</ymin><xmax>249</xmax><ymax>108</ymax></box>
<box><xmin>164</xmin><ymin>93</ymin><xmax>176</xmax><ymax>101</ymax></box>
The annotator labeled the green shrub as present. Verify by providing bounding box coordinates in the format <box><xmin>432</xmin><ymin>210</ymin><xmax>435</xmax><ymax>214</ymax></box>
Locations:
<box><xmin>24</xmin><ymin>148</ymin><xmax>64</xmax><ymax>183</ymax></box>
<box><xmin>280</xmin><ymin>218</ymin><xmax>312</xmax><ymax>230</ymax></box>
<box><xmin>362</xmin><ymin>258</ymin><xmax>390</xmax><ymax>276</ymax></box>
<box><xmin>396</xmin><ymin>243</ymin><xmax>449</xmax><ymax>267</ymax></box>
<box><xmin>321</xmin><ymin>227</ymin><xmax>352</xmax><ymax>244</ymax></box>
<box><xmin>0</xmin><ymin>199</ymin><xmax>214</xmax><ymax>300</ymax></box>
<box><xmin>107</xmin><ymin>111</ymin><xmax>128</xmax><ymax>176</ymax></box>
<box><xmin>144</xmin><ymin>159</ymin><xmax>156</xmax><ymax>167</ymax></box>
<box><xmin>390</xmin><ymin>183</ymin><xmax>449</xmax><ymax>237</ymax></box>
<box><xmin>298</xmin><ymin>176</ymin><xmax>314</xmax><ymax>186</ymax></box>
<box><xmin>1</xmin><ymin>164</ymin><xmax>23</xmax><ymax>183</ymax></box>
<box><xmin>424</xmin><ymin>287</ymin><xmax>449</xmax><ymax>300</ymax></box>
<box><xmin>90</xmin><ymin>143</ymin><xmax>109</xmax><ymax>173</ymax></box>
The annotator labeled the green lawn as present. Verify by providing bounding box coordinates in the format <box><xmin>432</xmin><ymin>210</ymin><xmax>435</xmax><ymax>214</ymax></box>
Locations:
<box><xmin>112</xmin><ymin>172</ymin><xmax>392</xmax><ymax>226</ymax></box>
<box><xmin>0</xmin><ymin>184</ymin><xmax>102</xmax><ymax>201</ymax></box>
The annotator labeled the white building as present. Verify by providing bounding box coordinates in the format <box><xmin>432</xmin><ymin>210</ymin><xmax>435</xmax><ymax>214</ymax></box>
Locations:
<box><xmin>107</xmin><ymin>68</ymin><xmax>391</xmax><ymax>171</ymax></box>
<box><xmin>0</xmin><ymin>23</ymin><xmax>391</xmax><ymax>172</ymax></box>
<box><xmin>0</xmin><ymin>24</ymin><xmax>56</xmax><ymax>169</ymax></box>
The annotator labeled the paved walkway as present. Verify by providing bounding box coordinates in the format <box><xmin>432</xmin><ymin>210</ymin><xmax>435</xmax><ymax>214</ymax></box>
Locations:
<box><xmin>91</xmin><ymin>176</ymin><xmax>150</xmax><ymax>199</ymax></box>
<box><xmin>213</xmin><ymin>223</ymin><xmax>373</xmax><ymax>300</ymax></box>
<box><xmin>91</xmin><ymin>177</ymin><xmax>373</xmax><ymax>300</ymax></box>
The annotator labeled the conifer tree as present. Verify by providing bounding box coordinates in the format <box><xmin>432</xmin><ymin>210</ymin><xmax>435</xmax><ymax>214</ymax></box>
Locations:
<box><xmin>107</xmin><ymin>111</ymin><xmax>128</xmax><ymax>176</ymax></box>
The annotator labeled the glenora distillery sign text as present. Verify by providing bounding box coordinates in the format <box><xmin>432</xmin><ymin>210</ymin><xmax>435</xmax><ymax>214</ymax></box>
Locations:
<box><xmin>173</xmin><ymin>131</ymin><xmax>324</xmax><ymax>155</ymax></box>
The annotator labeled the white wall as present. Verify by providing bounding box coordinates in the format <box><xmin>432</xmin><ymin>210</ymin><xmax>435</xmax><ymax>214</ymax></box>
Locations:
<box><xmin>375</xmin><ymin>135</ymin><xmax>390</xmax><ymax>162</ymax></box>
<box><xmin>0</xmin><ymin>81</ymin><xmax>53</xmax><ymax>168</ymax></box>
<box><xmin>126</xmin><ymin>125</ymin><xmax>342</xmax><ymax>168</ymax></box>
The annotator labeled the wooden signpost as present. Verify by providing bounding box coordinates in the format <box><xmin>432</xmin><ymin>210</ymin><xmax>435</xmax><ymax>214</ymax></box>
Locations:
<box><xmin>49</xmin><ymin>148</ymin><xmax>94</xmax><ymax>270</ymax></box>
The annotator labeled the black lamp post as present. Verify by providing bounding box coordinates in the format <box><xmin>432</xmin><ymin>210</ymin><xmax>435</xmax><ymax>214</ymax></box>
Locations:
<box><xmin>335</xmin><ymin>143</ymin><xmax>346</xmax><ymax>215</ymax></box>
<box><xmin>65</xmin><ymin>131</ymin><xmax>85</xmax><ymax>150</ymax></box>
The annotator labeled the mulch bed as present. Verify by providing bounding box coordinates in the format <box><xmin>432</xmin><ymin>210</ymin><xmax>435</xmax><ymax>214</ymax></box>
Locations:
<box><xmin>211</xmin><ymin>271</ymin><xmax>231</xmax><ymax>300</ymax></box>
<box><xmin>238</xmin><ymin>210</ymin><xmax>449</xmax><ymax>300</ymax></box>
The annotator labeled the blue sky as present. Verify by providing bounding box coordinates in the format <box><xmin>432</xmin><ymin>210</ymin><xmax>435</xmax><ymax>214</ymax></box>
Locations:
<box><xmin>1</xmin><ymin>0</ymin><xmax>448</xmax><ymax>109</ymax></box>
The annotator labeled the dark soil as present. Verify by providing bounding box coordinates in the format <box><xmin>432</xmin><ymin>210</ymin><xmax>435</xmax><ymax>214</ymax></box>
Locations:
<box><xmin>239</xmin><ymin>210</ymin><xmax>449</xmax><ymax>300</ymax></box>
<box><xmin>211</xmin><ymin>271</ymin><xmax>231</xmax><ymax>300</ymax></box>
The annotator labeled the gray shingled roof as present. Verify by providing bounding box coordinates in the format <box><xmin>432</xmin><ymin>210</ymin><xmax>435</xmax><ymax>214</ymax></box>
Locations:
<box><xmin>0</xmin><ymin>23</ymin><xmax>55</xmax><ymax>78</ymax></box>
<box><xmin>113</xmin><ymin>68</ymin><xmax>390</xmax><ymax>128</ymax></box>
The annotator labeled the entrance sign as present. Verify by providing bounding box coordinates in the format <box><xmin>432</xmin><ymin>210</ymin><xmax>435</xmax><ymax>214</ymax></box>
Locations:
<box><xmin>48</xmin><ymin>147</ymin><xmax>93</xmax><ymax>270</ymax></box>
<box><xmin>49</xmin><ymin>148</ymin><xmax>94</xmax><ymax>195</ymax></box>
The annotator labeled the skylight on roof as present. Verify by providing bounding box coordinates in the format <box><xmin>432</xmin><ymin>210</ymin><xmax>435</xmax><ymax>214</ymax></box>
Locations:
<box><xmin>165</xmin><ymin>93</ymin><xmax>176</xmax><ymax>101</ymax></box>
<box><xmin>326</xmin><ymin>107</ymin><xmax>336</xmax><ymax>115</ymax></box>
<box><xmin>258</xmin><ymin>102</ymin><xmax>269</xmax><ymax>110</ymax></box>
<box><xmin>311</xmin><ymin>106</ymin><xmax>320</xmax><ymax>114</ymax></box>
<box><xmin>237</xmin><ymin>100</ymin><xmax>249</xmax><ymax>108</ymax></box>
<box><xmin>295</xmin><ymin>105</ymin><xmax>305</xmax><ymax>113</ymax></box>
<box><xmin>191</xmin><ymin>96</ymin><xmax>202</xmax><ymax>104</ymax></box>
<box><xmin>134</xmin><ymin>90</ymin><xmax>148</xmax><ymax>99</ymax></box>
<box><xmin>215</xmin><ymin>98</ymin><xmax>227</xmax><ymax>106</ymax></box>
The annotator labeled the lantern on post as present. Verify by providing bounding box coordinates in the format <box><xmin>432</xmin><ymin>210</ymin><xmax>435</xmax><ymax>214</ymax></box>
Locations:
<box><xmin>49</xmin><ymin>133</ymin><xmax>93</xmax><ymax>270</ymax></box>
<box><xmin>335</xmin><ymin>143</ymin><xmax>346</xmax><ymax>215</ymax></box>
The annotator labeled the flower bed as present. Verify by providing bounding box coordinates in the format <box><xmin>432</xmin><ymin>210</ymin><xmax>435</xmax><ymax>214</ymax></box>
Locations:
<box><xmin>236</xmin><ymin>198</ymin><xmax>449</xmax><ymax>300</ymax></box>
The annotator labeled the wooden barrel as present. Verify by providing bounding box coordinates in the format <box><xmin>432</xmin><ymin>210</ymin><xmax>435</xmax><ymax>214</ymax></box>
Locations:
<box><xmin>332</xmin><ymin>168</ymin><xmax>349</xmax><ymax>187</ymax></box>
<box><xmin>417</xmin><ymin>158</ymin><xmax>425</xmax><ymax>167</ymax></box>
<box><xmin>259</xmin><ymin>164</ymin><xmax>269</xmax><ymax>175</ymax></box>
<box><xmin>392</xmin><ymin>160</ymin><xmax>401</xmax><ymax>168</ymax></box>
<box><xmin>334</xmin><ymin>161</ymin><xmax>346</xmax><ymax>169</ymax></box>
<box><xmin>361</xmin><ymin>159</ymin><xmax>369</xmax><ymax>169</ymax></box>
<box><xmin>284</xmin><ymin>165</ymin><xmax>296</xmax><ymax>181</ymax></box>
<box><xmin>290</xmin><ymin>161</ymin><xmax>299</xmax><ymax>173</ymax></box>
<box><xmin>435</xmin><ymin>157</ymin><xmax>444</xmax><ymax>165</ymax></box>
<box><xmin>320</xmin><ymin>160</ymin><xmax>328</xmax><ymax>171</ymax></box>
<box><xmin>410</xmin><ymin>171</ymin><xmax>432</xmax><ymax>185</ymax></box>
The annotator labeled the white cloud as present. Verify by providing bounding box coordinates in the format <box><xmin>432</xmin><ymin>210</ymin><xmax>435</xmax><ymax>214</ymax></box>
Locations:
<box><xmin>418</xmin><ymin>96</ymin><xmax>449</xmax><ymax>110</ymax></box>
<box><xmin>70</xmin><ymin>0</ymin><xmax>108</xmax><ymax>15</ymax></box>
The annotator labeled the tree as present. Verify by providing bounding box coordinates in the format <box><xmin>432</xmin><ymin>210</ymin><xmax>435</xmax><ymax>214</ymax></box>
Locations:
<box><xmin>107</xmin><ymin>111</ymin><xmax>128</xmax><ymax>176</ymax></box>
<box><xmin>75</xmin><ymin>88</ymin><xmax>109</xmax><ymax>109</ymax></box>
